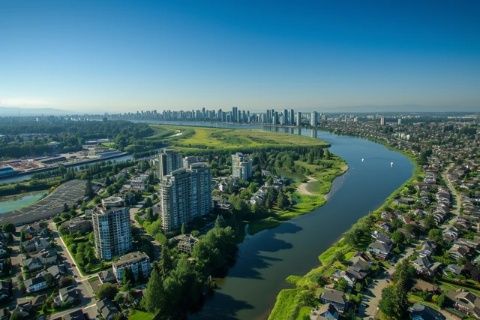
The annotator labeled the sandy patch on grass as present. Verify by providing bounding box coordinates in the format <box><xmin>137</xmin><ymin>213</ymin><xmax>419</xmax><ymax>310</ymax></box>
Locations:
<box><xmin>297</xmin><ymin>176</ymin><xmax>317</xmax><ymax>195</ymax></box>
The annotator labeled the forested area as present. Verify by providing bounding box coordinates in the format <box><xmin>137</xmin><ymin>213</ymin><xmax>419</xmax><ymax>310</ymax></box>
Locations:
<box><xmin>142</xmin><ymin>216</ymin><xmax>237</xmax><ymax>319</ymax></box>
<box><xmin>0</xmin><ymin>117</ymin><xmax>154</xmax><ymax>158</ymax></box>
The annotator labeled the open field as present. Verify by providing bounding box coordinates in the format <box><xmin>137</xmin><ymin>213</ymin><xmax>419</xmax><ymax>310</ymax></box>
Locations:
<box><xmin>150</xmin><ymin>125</ymin><xmax>328</xmax><ymax>153</ymax></box>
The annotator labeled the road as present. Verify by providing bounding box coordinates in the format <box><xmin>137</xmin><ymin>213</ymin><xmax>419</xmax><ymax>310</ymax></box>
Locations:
<box><xmin>48</xmin><ymin>222</ymin><xmax>97</xmax><ymax>319</ymax></box>
<box><xmin>442</xmin><ymin>163</ymin><xmax>462</xmax><ymax>218</ymax></box>
<box><xmin>362</xmin><ymin>165</ymin><xmax>462</xmax><ymax>319</ymax></box>
<box><xmin>130</xmin><ymin>208</ymin><xmax>162</xmax><ymax>258</ymax></box>
<box><xmin>362</xmin><ymin>246</ymin><xmax>416</xmax><ymax>319</ymax></box>
<box><xmin>49</xmin><ymin>301</ymin><xmax>97</xmax><ymax>319</ymax></box>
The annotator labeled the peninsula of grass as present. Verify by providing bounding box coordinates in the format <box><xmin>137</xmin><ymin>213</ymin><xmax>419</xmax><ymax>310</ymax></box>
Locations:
<box><xmin>248</xmin><ymin>156</ymin><xmax>348</xmax><ymax>234</ymax></box>
<box><xmin>268</xmin><ymin>148</ymin><xmax>422</xmax><ymax>320</ymax></box>
<box><xmin>150</xmin><ymin>124</ymin><xmax>328</xmax><ymax>153</ymax></box>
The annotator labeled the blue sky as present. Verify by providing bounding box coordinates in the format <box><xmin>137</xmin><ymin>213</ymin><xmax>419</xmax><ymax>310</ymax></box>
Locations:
<box><xmin>1</xmin><ymin>0</ymin><xmax>479</xmax><ymax>112</ymax></box>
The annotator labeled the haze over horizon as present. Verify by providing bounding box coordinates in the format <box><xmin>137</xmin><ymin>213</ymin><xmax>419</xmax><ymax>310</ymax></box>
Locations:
<box><xmin>1</xmin><ymin>1</ymin><xmax>480</xmax><ymax>113</ymax></box>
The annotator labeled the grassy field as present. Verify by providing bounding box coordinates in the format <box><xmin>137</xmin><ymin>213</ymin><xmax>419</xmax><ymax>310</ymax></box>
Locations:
<box><xmin>150</xmin><ymin>125</ymin><xmax>327</xmax><ymax>153</ymax></box>
<box><xmin>268</xmin><ymin>289</ymin><xmax>306</xmax><ymax>320</ymax></box>
<box><xmin>129</xmin><ymin>310</ymin><xmax>155</xmax><ymax>320</ymax></box>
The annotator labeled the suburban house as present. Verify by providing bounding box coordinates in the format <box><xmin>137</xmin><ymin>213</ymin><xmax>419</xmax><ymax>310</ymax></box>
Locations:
<box><xmin>368</xmin><ymin>240</ymin><xmax>392</xmax><ymax>260</ymax></box>
<box><xmin>310</xmin><ymin>303</ymin><xmax>339</xmax><ymax>320</ymax></box>
<box><xmin>320</xmin><ymin>288</ymin><xmax>347</xmax><ymax>314</ymax></box>
<box><xmin>453</xmin><ymin>290</ymin><xmax>480</xmax><ymax>319</ymax></box>
<box><xmin>97</xmin><ymin>299</ymin><xmax>120</xmax><ymax>320</ymax></box>
<box><xmin>412</xmin><ymin>256</ymin><xmax>441</xmax><ymax>277</ymax></box>
<box><xmin>408</xmin><ymin>303</ymin><xmax>445</xmax><ymax>320</ymax></box>
<box><xmin>54</xmin><ymin>287</ymin><xmax>80</xmax><ymax>307</ymax></box>
<box><xmin>24</xmin><ymin>276</ymin><xmax>48</xmax><ymax>293</ymax></box>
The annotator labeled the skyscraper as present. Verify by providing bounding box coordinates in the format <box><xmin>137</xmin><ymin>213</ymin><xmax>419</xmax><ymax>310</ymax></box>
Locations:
<box><xmin>296</xmin><ymin>111</ymin><xmax>302</xmax><ymax>127</ymax></box>
<box><xmin>310</xmin><ymin>111</ymin><xmax>318</xmax><ymax>127</ymax></box>
<box><xmin>232</xmin><ymin>107</ymin><xmax>238</xmax><ymax>122</ymax></box>
<box><xmin>159</xmin><ymin>163</ymin><xmax>212</xmax><ymax>232</ymax></box>
<box><xmin>289</xmin><ymin>109</ymin><xmax>295</xmax><ymax>125</ymax></box>
<box><xmin>157</xmin><ymin>149</ymin><xmax>182</xmax><ymax>178</ymax></box>
<box><xmin>232</xmin><ymin>152</ymin><xmax>253</xmax><ymax>180</ymax></box>
<box><xmin>92</xmin><ymin>196</ymin><xmax>132</xmax><ymax>260</ymax></box>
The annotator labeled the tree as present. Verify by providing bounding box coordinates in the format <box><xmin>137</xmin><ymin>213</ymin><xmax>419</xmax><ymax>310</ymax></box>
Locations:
<box><xmin>276</xmin><ymin>191</ymin><xmax>289</xmax><ymax>209</ymax></box>
<box><xmin>379</xmin><ymin>285</ymin><xmax>408</xmax><ymax>320</ymax></box>
<box><xmin>85</xmin><ymin>179</ymin><xmax>94</xmax><ymax>198</ymax></box>
<box><xmin>428</xmin><ymin>228</ymin><xmax>443</xmax><ymax>244</ymax></box>
<box><xmin>335</xmin><ymin>278</ymin><xmax>348</xmax><ymax>292</ymax></box>
<box><xmin>214</xmin><ymin>215</ymin><xmax>226</xmax><ymax>229</ymax></box>
<box><xmin>142</xmin><ymin>264</ymin><xmax>166</xmax><ymax>313</ymax></box>
<box><xmin>436</xmin><ymin>293</ymin><xmax>446</xmax><ymax>308</ymax></box>
<box><xmin>123</xmin><ymin>268</ymin><xmax>135</xmax><ymax>288</ymax></box>
<box><xmin>2</xmin><ymin>223</ymin><xmax>15</xmax><ymax>234</ymax></box>
<box><xmin>158</xmin><ymin>246</ymin><xmax>173</xmax><ymax>278</ymax></box>
<box><xmin>392</xmin><ymin>230</ymin><xmax>406</xmax><ymax>246</ymax></box>
<box><xmin>146</xmin><ymin>208</ymin><xmax>154</xmax><ymax>222</ymax></box>
<box><xmin>97</xmin><ymin>283</ymin><xmax>118</xmax><ymax>300</ymax></box>
<box><xmin>143</xmin><ymin>197</ymin><xmax>153</xmax><ymax>208</ymax></box>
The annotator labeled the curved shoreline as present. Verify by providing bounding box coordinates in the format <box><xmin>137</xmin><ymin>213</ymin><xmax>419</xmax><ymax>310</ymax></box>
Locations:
<box><xmin>247</xmin><ymin>155</ymin><xmax>348</xmax><ymax>235</ymax></box>
<box><xmin>267</xmin><ymin>132</ymin><xmax>420</xmax><ymax>320</ymax></box>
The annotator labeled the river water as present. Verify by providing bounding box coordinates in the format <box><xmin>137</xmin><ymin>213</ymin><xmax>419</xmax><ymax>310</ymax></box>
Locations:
<box><xmin>190</xmin><ymin>126</ymin><xmax>414</xmax><ymax>320</ymax></box>
<box><xmin>0</xmin><ymin>191</ymin><xmax>48</xmax><ymax>214</ymax></box>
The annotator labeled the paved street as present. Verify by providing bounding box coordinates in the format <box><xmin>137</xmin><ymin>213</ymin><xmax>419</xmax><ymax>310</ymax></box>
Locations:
<box><xmin>362</xmin><ymin>165</ymin><xmax>462</xmax><ymax>319</ymax></box>
<box><xmin>362</xmin><ymin>246</ymin><xmax>416</xmax><ymax>319</ymax></box>
<box><xmin>48</xmin><ymin>222</ymin><xmax>97</xmax><ymax>319</ymax></box>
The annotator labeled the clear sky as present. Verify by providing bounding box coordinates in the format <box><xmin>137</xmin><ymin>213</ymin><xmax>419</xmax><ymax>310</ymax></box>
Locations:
<box><xmin>1</xmin><ymin>0</ymin><xmax>479</xmax><ymax>112</ymax></box>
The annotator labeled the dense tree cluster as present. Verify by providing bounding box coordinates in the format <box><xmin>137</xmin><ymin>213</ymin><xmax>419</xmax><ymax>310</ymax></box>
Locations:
<box><xmin>142</xmin><ymin>220</ymin><xmax>237</xmax><ymax>319</ymax></box>
<box><xmin>0</xmin><ymin>117</ymin><xmax>154</xmax><ymax>158</ymax></box>
<box><xmin>379</xmin><ymin>260</ymin><xmax>415</xmax><ymax>320</ymax></box>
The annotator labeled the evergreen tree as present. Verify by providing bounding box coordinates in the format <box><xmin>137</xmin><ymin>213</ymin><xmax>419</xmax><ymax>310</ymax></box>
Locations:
<box><xmin>276</xmin><ymin>191</ymin><xmax>289</xmax><ymax>209</ymax></box>
<box><xmin>214</xmin><ymin>215</ymin><xmax>226</xmax><ymax>229</ymax></box>
<box><xmin>85</xmin><ymin>179</ymin><xmax>94</xmax><ymax>198</ymax></box>
<box><xmin>142</xmin><ymin>264</ymin><xmax>166</xmax><ymax>313</ymax></box>
<box><xmin>158</xmin><ymin>246</ymin><xmax>173</xmax><ymax>278</ymax></box>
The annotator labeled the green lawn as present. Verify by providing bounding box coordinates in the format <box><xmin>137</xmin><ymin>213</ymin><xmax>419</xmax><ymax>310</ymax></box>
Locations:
<box><xmin>151</xmin><ymin>125</ymin><xmax>327</xmax><ymax>153</ymax></box>
<box><xmin>129</xmin><ymin>310</ymin><xmax>155</xmax><ymax>320</ymax></box>
<box><xmin>268</xmin><ymin>288</ymin><xmax>304</xmax><ymax>320</ymax></box>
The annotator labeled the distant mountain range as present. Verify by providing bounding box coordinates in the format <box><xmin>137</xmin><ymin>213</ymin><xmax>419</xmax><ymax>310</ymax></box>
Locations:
<box><xmin>0</xmin><ymin>106</ymin><xmax>73</xmax><ymax>116</ymax></box>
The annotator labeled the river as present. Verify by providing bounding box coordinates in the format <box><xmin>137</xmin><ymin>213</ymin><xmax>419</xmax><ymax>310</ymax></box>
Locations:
<box><xmin>0</xmin><ymin>191</ymin><xmax>48</xmax><ymax>214</ymax></box>
<box><xmin>190</xmin><ymin>126</ymin><xmax>414</xmax><ymax>320</ymax></box>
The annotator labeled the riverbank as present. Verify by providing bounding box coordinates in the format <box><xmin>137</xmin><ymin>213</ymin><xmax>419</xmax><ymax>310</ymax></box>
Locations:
<box><xmin>247</xmin><ymin>156</ymin><xmax>348</xmax><ymax>235</ymax></box>
<box><xmin>0</xmin><ymin>190</ymin><xmax>48</xmax><ymax>214</ymax></box>
<box><xmin>267</xmin><ymin>140</ymin><xmax>422</xmax><ymax>320</ymax></box>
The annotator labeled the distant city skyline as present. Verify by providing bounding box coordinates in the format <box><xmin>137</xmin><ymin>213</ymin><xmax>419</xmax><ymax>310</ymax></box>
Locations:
<box><xmin>1</xmin><ymin>1</ymin><xmax>480</xmax><ymax>112</ymax></box>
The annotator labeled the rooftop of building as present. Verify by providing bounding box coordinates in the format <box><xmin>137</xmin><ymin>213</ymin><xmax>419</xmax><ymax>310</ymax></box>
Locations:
<box><xmin>113</xmin><ymin>251</ymin><xmax>149</xmax><ymax>267</ymax></box>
